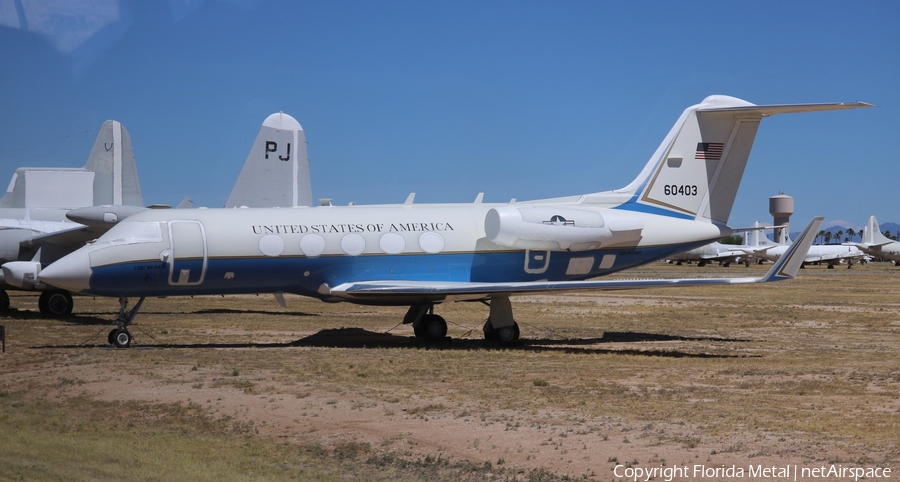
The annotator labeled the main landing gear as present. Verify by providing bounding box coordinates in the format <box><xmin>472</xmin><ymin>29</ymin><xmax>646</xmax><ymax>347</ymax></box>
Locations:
<box><xmin>405</xmin><ymin>305</ymin><xmax>448</xmax><ymax>341</ymax></box>
<box><xmin>0</xmin><ymin>289</ymin><xmax>73</xmax><ymax>315</ymax></box>
<box><xmin>403</xmin><ymin>296</ymin><xmax>521</xmax><ymax>344</ymax></box>
<box><xmin>38</xmin><ymin>289</ymin><xmax>74</xmax><ymax>316</ymax></box>
<box><xmin>107</xmin><ymin>297</ymin><xmax>145</xmax><ymax>348</ymax></box>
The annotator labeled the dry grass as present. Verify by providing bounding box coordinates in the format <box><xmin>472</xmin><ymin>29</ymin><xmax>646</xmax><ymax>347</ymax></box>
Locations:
<box><xmin>1</xmin><ymin>261</ymin><xmax>899</xmax><ymax>479</ymax></box>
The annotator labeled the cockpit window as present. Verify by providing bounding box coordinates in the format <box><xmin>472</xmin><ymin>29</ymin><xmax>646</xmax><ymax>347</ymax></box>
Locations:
<box><xmin>97</xmin><ymin>221</ymin><xmax>163</xmax><ymax>245</ymax></box>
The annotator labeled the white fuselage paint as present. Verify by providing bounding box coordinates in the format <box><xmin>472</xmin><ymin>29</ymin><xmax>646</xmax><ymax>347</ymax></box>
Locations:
<box><xmin>49</xmin><ymin>201</ymin><xmax>727</xmax><ymax>300</ymax></box>
<box><xmin>93</xmin><ymin>203</ymin><xmax>723</xmax><ymax>261</ymax></box>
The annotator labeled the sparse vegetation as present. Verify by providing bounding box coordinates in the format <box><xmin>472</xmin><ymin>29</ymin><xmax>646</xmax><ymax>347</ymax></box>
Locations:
<box><xmin>1</xmin><ymin>262</ymin><xmax>900</xmax><ymax>479</ymax></box>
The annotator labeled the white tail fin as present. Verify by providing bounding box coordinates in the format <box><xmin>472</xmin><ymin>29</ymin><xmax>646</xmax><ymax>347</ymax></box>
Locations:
<box><xmin>862</xmin><ymin>215</ymin><xmax>891</xmax><ymax>245</ymax></box>
<box><xmin>84</xmin><ymin>120</ymin><xmax>143</xmax><ymax>206</ymax></box>
<box><xmin>741</xmin><ymin>221</ymin><xmax>777</xmax><ymax>247</ymax></box>
<box><xmin>225</xmin><ymin>112</ymin><xmax>313</xmax><ymax>208</ymax></box>
<box><xmin>0</xmin><ymin>120</ymin><xmax>143</xmax><ymax>209</ymax></box>
<box><xmin>617</xmin><ymin>96</ymin><xmax>871</xmax><ymax>224</ymax></box>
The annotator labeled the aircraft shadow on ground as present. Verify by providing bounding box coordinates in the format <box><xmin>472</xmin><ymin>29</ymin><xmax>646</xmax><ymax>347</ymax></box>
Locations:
<box><xmin>1</xmin><ymin>308</ymin><xmax>111</xmax><ymax>325</ymax></box>
<box><xmin>32</xmin><ymin>327</ymin><xmax>754</xmax><ymax>358</ymax></box>
<box><xmin>0</xmin><ymin>308</ymin><xmax>319</xmax><ymax>326</ymax></box>
<box><xmin>194</xmin><ymin>308</ymin><xmax>319</xmax><ymax>317</ymax></box>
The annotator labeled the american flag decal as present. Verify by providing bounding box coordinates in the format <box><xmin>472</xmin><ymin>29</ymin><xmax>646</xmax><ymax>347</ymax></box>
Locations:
<box><xmin>695</xmin><ymin>142</ymin><xmax>724</xmax><ymax>160</ymax></box>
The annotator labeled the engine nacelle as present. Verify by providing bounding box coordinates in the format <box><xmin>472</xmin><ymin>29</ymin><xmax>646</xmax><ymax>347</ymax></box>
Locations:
<box><xmin>484</xmin><ymin>206</ymin><xmax>643</xmax><ymax>251</ymax></box>
<box><xmin>1</xmin><ymin>261</ymin><xmax>44</xmax><ymax>289</ymax></box>
<box><xmin>0</xmin><ymin>229</ymin><xmax>32</xmax><ymax>262</ymax></box>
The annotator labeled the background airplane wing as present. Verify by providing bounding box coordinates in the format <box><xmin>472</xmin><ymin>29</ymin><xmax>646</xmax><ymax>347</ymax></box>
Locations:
<box><xmin>330</xmin><ymin>218</ymin><xmax>823</xmax><ymax>302</ymax></box>
<box><xmin>24</xmin><ymin>225</ymin><xmax>103</xmax><ymax>249</ymax></box>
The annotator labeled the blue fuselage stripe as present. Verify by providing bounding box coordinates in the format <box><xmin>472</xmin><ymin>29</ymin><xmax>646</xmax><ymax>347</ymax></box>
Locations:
<box><xmin>86</xmin><ymin>242</ymin><xmax>711</xmax><ymax>301</ymax></box>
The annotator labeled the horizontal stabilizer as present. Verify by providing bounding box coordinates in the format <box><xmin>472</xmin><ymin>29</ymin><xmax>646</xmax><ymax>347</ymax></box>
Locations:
<box><xmin>697</xmin><ymin>101</ymin><xmax>874</xmax><ymax>115</ymax></box>
<box><xmin>615</xmin><ymin>96</ymin><xmax>870</xmax><ymax>226</ymax></box>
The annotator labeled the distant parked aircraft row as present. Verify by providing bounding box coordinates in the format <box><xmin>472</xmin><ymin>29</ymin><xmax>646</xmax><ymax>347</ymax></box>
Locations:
<box><xmin>671</xmin><ymin>216</ymin><xmax>899</xmax><ymax>268</ymax></box>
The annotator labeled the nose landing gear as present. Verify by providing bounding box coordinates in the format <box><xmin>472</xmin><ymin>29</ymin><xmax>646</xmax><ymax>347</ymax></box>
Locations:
<box><xmin>108</xmin><ymin>297</ymin><xmax>145</xmax><ymax>348</ymax></box>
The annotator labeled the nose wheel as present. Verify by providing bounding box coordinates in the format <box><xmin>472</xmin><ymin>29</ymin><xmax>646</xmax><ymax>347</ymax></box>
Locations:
<box><xmin>108</xmin><ymin>328</ymin><xmax>132</xmax><ymax>348</ymax></box>
<box><xmin>107</xmin><ymin>297</ymin><xmax>145</xmax><ymax>348</ymax></box>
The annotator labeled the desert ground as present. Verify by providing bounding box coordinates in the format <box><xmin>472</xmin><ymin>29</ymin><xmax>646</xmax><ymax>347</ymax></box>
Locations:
<box><xmin>1</xmin><ymin>261</ymin><xmax>898</xmax><ymax>481</ymax></box>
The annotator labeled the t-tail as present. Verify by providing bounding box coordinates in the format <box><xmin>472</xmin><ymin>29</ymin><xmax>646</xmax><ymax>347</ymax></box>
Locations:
<box><xmin>613</xmin><ymin>96</ymin><xmax>871</xmax><ymax>225</ymax></box>
<box><xmin>225</xmin><ymin>112</ymin><xmax>313</xmax><ymax>208</ymax></box>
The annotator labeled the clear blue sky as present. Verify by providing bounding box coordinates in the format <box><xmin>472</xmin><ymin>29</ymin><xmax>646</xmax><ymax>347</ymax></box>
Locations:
<box><xmin>0</xmin><ymin>1</ymin><xmax>896</xmax><ymax>231</ymax></box>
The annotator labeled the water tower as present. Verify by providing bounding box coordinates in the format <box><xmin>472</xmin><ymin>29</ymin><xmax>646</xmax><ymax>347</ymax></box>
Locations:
<box><xmin>769</xmin><ymin>193</ymin><xmax>794</xmax><ymax>242</ymax></box>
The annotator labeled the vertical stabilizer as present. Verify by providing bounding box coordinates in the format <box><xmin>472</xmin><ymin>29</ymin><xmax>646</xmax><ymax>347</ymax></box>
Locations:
<box><xmin>84</xmin><ymin>120</ymin><xmax>143</xmax><ymax>206</ymax></box>
<box><xmin>744</xmin><ymin>222</ymin><xmax>776</xmax><ymax>247</ymax></box>
<box><xmin>617</xmin><ymin>96</ymin><xmax>871</xmax><ymax>224</ymax></box>
<box><xmin>0</xmin><ymin>120</ymin><xmax>143</xmax><ymax>210</ymax></box>
<box><xmin>863</xmin><ymin>215</ymin><xmax>891</xmax><ymax>244</ymax></box>
<box><xmin>225</xmin><ymin>112</ymin><xmax>313</xmax><ymax>208</ymax></box>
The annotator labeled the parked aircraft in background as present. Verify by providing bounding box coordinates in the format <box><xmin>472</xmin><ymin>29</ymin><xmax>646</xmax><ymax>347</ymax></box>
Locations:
<box><xmin>667</xmin><ymin>224</ymin><xmax>786</xmax><ymax>267</ymax></box>
<box><xmin>0</xmin><ymin>112</ymin><xmax>313</xmax><ymax>315</ymax></box>
<box><xmin>668</xmin><ymin>241</ymin><xmax>751</xmax><ymax>267</ymax></box>
<box><xmin>33</xmin><ymin>95</ymin><xmax>866</xmax><ymax>347</ymax></box>
<box><xmin>740</xmin><ymin>223</ymin><xmax>866</xmax><ymax>268</ymax></box>
<box><xmin>0</xmin><ymin>120</ymin><xmax>145</xmax><ymax>314</ymax></box>
<box><xmin>846</xmin><ymin>215</ymin><xmax>900</xmax><ymax>265</ymax></box>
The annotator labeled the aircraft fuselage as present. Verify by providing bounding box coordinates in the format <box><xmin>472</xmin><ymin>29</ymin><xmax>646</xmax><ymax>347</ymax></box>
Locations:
<box><xmin>45</xmin><ymin>203</ymin><xmax>726</xmax><ymax>303</ymax></box>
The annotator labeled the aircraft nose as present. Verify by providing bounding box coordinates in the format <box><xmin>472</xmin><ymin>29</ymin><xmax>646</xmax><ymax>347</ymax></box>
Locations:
<box><xmin>38</xmin><ymin>250</ymin><xmax>92</xmax><ymax>293</ymax></box>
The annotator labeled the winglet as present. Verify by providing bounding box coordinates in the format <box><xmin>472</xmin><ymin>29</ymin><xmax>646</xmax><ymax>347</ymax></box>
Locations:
<box><xmin>760</xmin><ymin>216</ymin><xmax>823</xmax><ymax>281</ymax></box>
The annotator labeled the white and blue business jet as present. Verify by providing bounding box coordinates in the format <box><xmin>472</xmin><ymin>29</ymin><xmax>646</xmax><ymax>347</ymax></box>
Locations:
<box><xmin>34</xmin><ymin>95</ymin><xmax>867</xmax><ymax>347</ymax></box>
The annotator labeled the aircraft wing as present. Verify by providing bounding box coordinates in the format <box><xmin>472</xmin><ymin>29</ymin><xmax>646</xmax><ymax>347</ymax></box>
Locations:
<box><xmin>18</xmin><ymin>223</ymin><xmax>122</xmax><ymax>265</ymax></box>
<box><xmin>24</xmin><ymin>225</ymin><xmax>99</xmax><ymax>248</ymax></box>
<box><xmin>845</xmin><ymin>241</ymin><xmax>892</xmax><ymax>249</ymax></box>
<box><xmin>330</xmin><ymin>217</ymin><xmax>823</xmax><ymax>302</ymax></box>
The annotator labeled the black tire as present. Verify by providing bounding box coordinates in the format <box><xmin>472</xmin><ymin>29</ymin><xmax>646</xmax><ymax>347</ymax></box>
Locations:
<box><xmin>108</xmin><ymin>329</ymin><xmax>117</xmax><ymax>345</ymax></box>
<box><xmin>496</xmin><ymin>322</ymin><xmax>520</xmax><ymax>344</ymax></box>
<box><xmin>39</xmin><ymin>290</ymin><xmax>73</xmax><ymax>317</ymax></box>
<box><xmin>422</xmin><ymin>314</ymin><xmax>447</xmax><ymax>341</ymax></box>
<box><xmin>113</xmin><ymin>329</ymin><xmax>132</xmax><ymax>348</ymax></box>
<box><xmin>0</xmin><ymin>290</ymin><xmax>9</xmax><ymax>311</ymax></box>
